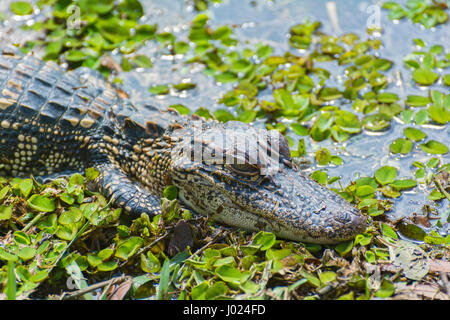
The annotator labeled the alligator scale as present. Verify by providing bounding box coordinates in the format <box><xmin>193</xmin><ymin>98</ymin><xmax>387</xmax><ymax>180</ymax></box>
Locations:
<box><xmin>0</xmin><ymin>49</ymin><xmax>366</xmax><ymax>244</ymax></box>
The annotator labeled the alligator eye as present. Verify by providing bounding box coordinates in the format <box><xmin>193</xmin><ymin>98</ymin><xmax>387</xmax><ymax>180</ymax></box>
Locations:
<box><xmin>228</xmin><ymin>163</ymin><xmax>260</xmax><ymax>176</ymax></box>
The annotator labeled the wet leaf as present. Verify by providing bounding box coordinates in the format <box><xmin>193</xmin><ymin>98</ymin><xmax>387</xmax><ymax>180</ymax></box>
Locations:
<box><xmin>318</xmin><ymin>87</ymin><xmax>342</xmax><ymax>101</ymax></box>
<box><xmin>173</xmin><ymin>82</ymin><xmax>196</xmax><ymax>91</ymax></box>
<box><xmin>11</xmin><ymin>1</ymin><xmax>33</xmax><ymax>15</ymax></box>
<box><xmin>406</xmin><ymin>95</ymin><xmax>431</xmax><ymax>107</ymax></box>
<box><xmin>19</xmin><ymin>179</ymin><xmax>33</xmax><ymax>198</ymax></box>
<box><xmin>403</xmin><ymin>127</ymin><xmax>427</xmax><ymax>141</ymax></box>
<box><xmin>315</xmin><ymin>148</ymin><xmax>331</xmax><ymax>165</ymax></box>
<box><xmin>27</xmin><ymin>195</ymin><xmax>56</xmax><ymax>212</ymax></box>
<box><xmin>377</xmin><ymin>92</ymin><xmax>399</xmax><ymax>103</ymax></box>
<box><xmin>419</xmin><ymin>140</ymin><xmax>448</xmax><ymax>154</ymax></box>
<box><xmin>389</xmin><ymin>138</ymin><xmax>413</xmax><ymax>154</ymax></box>
<box><xmin>115</xmin><ymin>237</ymin><xmax>144</xmax><ymax>260</ymax></box>
<box><xmin>0</xmin><ymin>205</ymin><xmax>13</xmax><ymax>221</ymax></box>
<box><xmin>252</xmin><ymin>231</ymin><xmax>276</xmax><ymax>250</ymax></box>
<box><xmin>149</xmin><ymin>85</ymin><xmax>170</xmax><ymax>95</ymax></box>
<box><xmin>141</xmin><ymin>251</ymin><xmax>161</xmax><ymax>273</ymax></box>
<box><xmin>397</xmin><ymin>222</ymin><xmax>426</xmax><ymax>241</ymax></box>
<box><xmin>362</xmin><ymin>113</ymin><xmax>391</xmax><ymax>131</ymax></box>
<box><xmin>132</xmin><ymin>55</ymin><xmax>153</xmax><ymax>68</ymax></box>
<box><xmin>412</xmin><ymin>68</ymin><xmax>439</xmax><ymax>86</ymax></box>
<box><xmin>414</xmin><ymin>109</ymin><xmax>428</xmax><ymax>125</ymax></box>
<box><xmin>375</xmin><ymin>166</ymin><xmax>397</xmax><ymax>186</ymax></box>
<box><xmin>374</xmin><ymin>279</ymin><xmax>395</xmax><ymax>298</ymax></box>
<box><xmin>356</xmin><ymin>184</ymin><xmax>376</xmax><ymax>199</ymax></box>
<box><xmin>390</xmin><ymin>179</ymin><xmax>417</xmax><ymax>191</ymax></box>
<box><xmin>216</xmin><ymin>265</ymin><xmax>248</xmax><ymax>284</ymax></box>
<box><xmin>381</xmin><ymin>223</ymin><xmax>398</xmax><ymax>239</ymax></box>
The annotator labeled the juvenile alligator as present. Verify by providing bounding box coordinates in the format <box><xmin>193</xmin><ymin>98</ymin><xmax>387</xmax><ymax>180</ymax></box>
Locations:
<box><xmin>0</xmin><ymin>48</ymin><xmax>366</xmax><ymax>244</ymax></box>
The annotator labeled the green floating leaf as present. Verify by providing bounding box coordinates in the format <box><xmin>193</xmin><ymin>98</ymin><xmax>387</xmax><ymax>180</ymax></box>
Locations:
<box><xmin>381</xmin><ymin>223</ymin><xmax>398</xmax><ymax>239</ymax></box>
<box><xmin>97</xmin><ymin>261</ymin><xmax>118</xmax><ymax>272</ymax></box>
<box><xmin>389</xmin><ymin>138</ymin><xmax>413</xmax><ymax>154</ymax></box>
<box><xmin>375</xmin><ymin>279</ymin><xmax>395</xmax><ymax>298</ymax></box>
<box><xmin>11</xmin><ymin>1</ymin><xmax>33</xmax><ymax>15</ymax></box>
<box><xmin>375</xmin><ymin>166</ymin><xmax>397</xmax><ymax>186</ymax></box>
<box><xmin>291</xmin><ymin>123</ymin><xmax>309</xmax><ymax>136</ymax></box>
<box><xmin>252</xmin><ymin>231</ymin><xmax>276</xmax><ymax>250</ymax></box>
<box><xmin>419</xmin><ymin>140</ymin><xmax>448</xmax><ymax>154</ymax></box>
<box><xmin>141</xmin><ymin>251</ymin><xmax>161</xmax><ymax>273</ymax></box>
<box><xmin>377</xmin><ymin>92</ymin><xmax>399</xmax><ymax>103</ymax></box>
<box><xmin>0</xmin><ymin>247</ymin><xmax>18</xmax><ymax>262</ymax></box>
<box><xmin>335</xmin><ymin>240</ymin><xmax>353</xmax><ymax>256</ymax></box>
<box><xmin>115</xmin><ymin>236</ymin><xmax>144</xmax><ymax>260</ymax></box>
<box><xmin>149</xmin><ymin>85</ymin><xmax>170</xmax><ymax>95</ymax></box>
<box><xmin>428</xmin><ymin>103</ymin><xmax>450</xmax><ymax>124</ymax></box>
<box><xmin>18</xmin><ymin>247</ymin><xmax>36</xmax><ymax>261</ymax></box>
<box><xmin>215</xmin><ymin>265</ymin><xmax>246</xmax><ymax>285</ymax></box>
<box><xmin>311</xmin><ymin>170</ymin><xmax>327</xmax><ymax>185</ymax></box>
<box><xmin>0</xmin><ymin>205</ymin><xmax>13</xmax><ymax>221</ymax></box>
<box><xmin>318</xmin><ymin>87</ymin><xmax>342</xmax><ymax>101</ymax></box>
<box><xmin>19</xmin><ymin>179</ymin><xmax>33</xmax><ymax>198</ymax></box>
<box><xmin>65</xmin><ymin>50</ymin><xmax>88</xmax><ymax>62</ymax></box>
<box><xmin>405</xmin><ymin>95</ymin><xmax>431</xmax><ymax>107</ymax></box>
<box><xmin>356</xmin><ymin>185</ymin><xmax>375</xmax><ymax>199</ymax></box>
<box><xmin>315</xmin><ymin>148</ymin><xmax>331</xmax><ymax>165</ymax></box>
<box><xmin>85</xmin><ymin>167</ymin><xmax>100</xmax><ymax>181</ymax></box>
<box><xmin>444</xmin><ymin>74</ymin><xmax>450</xmax><ymax>86</ymax></box>
<box><xmin>163</xmin><ymin>185</ymin><xmax>178</xmax><ymax>200</ymax></box>
<box><xmin>170</xmin><ymin>104</ymin><xmax>190</xmax><ymax>116</ymax></box>
<box><xmin>412</xmin><ymin>68</ymin><xmax>439</xmax><ymax>86</ymax></box>
<box><xmin>214</xmin><ymin>109</ymin><xmax>235</xmax><ymax>122</ymax></box>
<box><xmin>397</xmin><ymin>222</ymin><xmax>426</xmax><ymax>241</ymax></box>
<box><xmin>390</xmin><ymin>179</ymin><xmax>417</xmax><ymax>191</ymax></box>
<box><xmin>334</xmin><ymin>110</ymin><xmax>361</xmax><ymax>134</ymax></box>
<box><xmin>403</xmin><ymin>127</ymin><xmax>427</xmax><ymax>141</ymax></box>
<box><xmin>362</xmin><ymin>113</ymin><xmax>391</xmax><ymax>131</ymax></box>
<box><xmin>0</xmin><ymin>186</ymin><xmax>10</xmax><ymax>202</ymax></box>
<box><xmin>30</xmin><ymin>270</ymin><xmax>49</xmax><ymax>283</ymax></box>
<box><xmin>414</xmin><ymin>109</ymin><xmax>428</xmax><ymax>125</ymax></box>
<box><xmin>173</xmin><ymin>82</ymin><xmax>196</xmax><ymax>91</ymax></box>
<box><xmin>133</xmin><ymin>55</ymin><xmax>153</xmax><ymax>68</ymax></box>
<box><xmin>27</xmin><ymin>195</ymin><xmax>56</xmax><ymax>212</ymax></box>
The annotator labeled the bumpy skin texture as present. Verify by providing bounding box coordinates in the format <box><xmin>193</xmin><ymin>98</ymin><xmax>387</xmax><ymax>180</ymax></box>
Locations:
<box><xmin>0</xmin><ymin>49</ymin><xmax>366</xmax><ymax>244</ymax></box>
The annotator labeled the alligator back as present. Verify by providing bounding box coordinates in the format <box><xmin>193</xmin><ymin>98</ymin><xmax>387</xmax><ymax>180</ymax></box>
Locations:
<box><xmin>0</xmin><ymin>49</ymin><xmax>181</xmax><ymax>177</ymax></box>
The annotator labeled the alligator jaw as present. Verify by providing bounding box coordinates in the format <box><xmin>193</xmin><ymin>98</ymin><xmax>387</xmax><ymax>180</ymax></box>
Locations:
<box><xmin>175</xmin><ymin>167</ymin><xmax>367</xmax><ymax>244</ymax></box>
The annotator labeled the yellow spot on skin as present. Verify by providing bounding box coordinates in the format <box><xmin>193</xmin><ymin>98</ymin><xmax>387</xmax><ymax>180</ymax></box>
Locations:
<box><xmin>133</xmin><ymin>145</ymin><xmax>142</xmax><ymax>153</ymax></box>
<box><xmin>7</xmin><ymin>80</ymin><xmax>22</xmax><ymax>91</ymax></box>
<box><xmin>80</xmin><ymin>118</ymin><xmax>95</xmax><ymax>128</ymax></box>
<box><xmin>1</xmin><ymin>120</ymin><xmax>10</xmax><ymax>129</ymax></box>
<box><xmin>2</xmin><ymin>88</ymin><xmax>19</xmax><ymax>99</ymax></box>
<box><xmin>0</xmin><ymin>97</ymin><xmax>15</xmax><ymax>110</ymax></box>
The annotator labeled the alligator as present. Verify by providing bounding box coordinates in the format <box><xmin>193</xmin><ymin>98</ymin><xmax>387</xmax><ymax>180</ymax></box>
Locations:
<box><xmin>0</xmin><ymin>48</ymin><xmax>366</xmax><ymax>244</ymax></box>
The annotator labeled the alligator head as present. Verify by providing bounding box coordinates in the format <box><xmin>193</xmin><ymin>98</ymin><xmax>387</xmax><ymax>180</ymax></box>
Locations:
<box><xmin>169</xmin><ymin>120</ymin><xmax>366</xmax><ymax>244</ymax></box>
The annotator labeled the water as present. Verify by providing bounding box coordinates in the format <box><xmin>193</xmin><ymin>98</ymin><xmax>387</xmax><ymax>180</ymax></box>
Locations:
<box><xmin>0</xmin><ymin>0</ymin><xmax>449</xmax><ymax>225</ymax></box>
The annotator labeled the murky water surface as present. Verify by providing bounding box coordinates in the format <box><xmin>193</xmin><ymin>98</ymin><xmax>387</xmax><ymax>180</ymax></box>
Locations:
<box><xmin>0</xmin><ymin>0</ymin><xmax>449</xmax><ymax>227</ymax></box>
